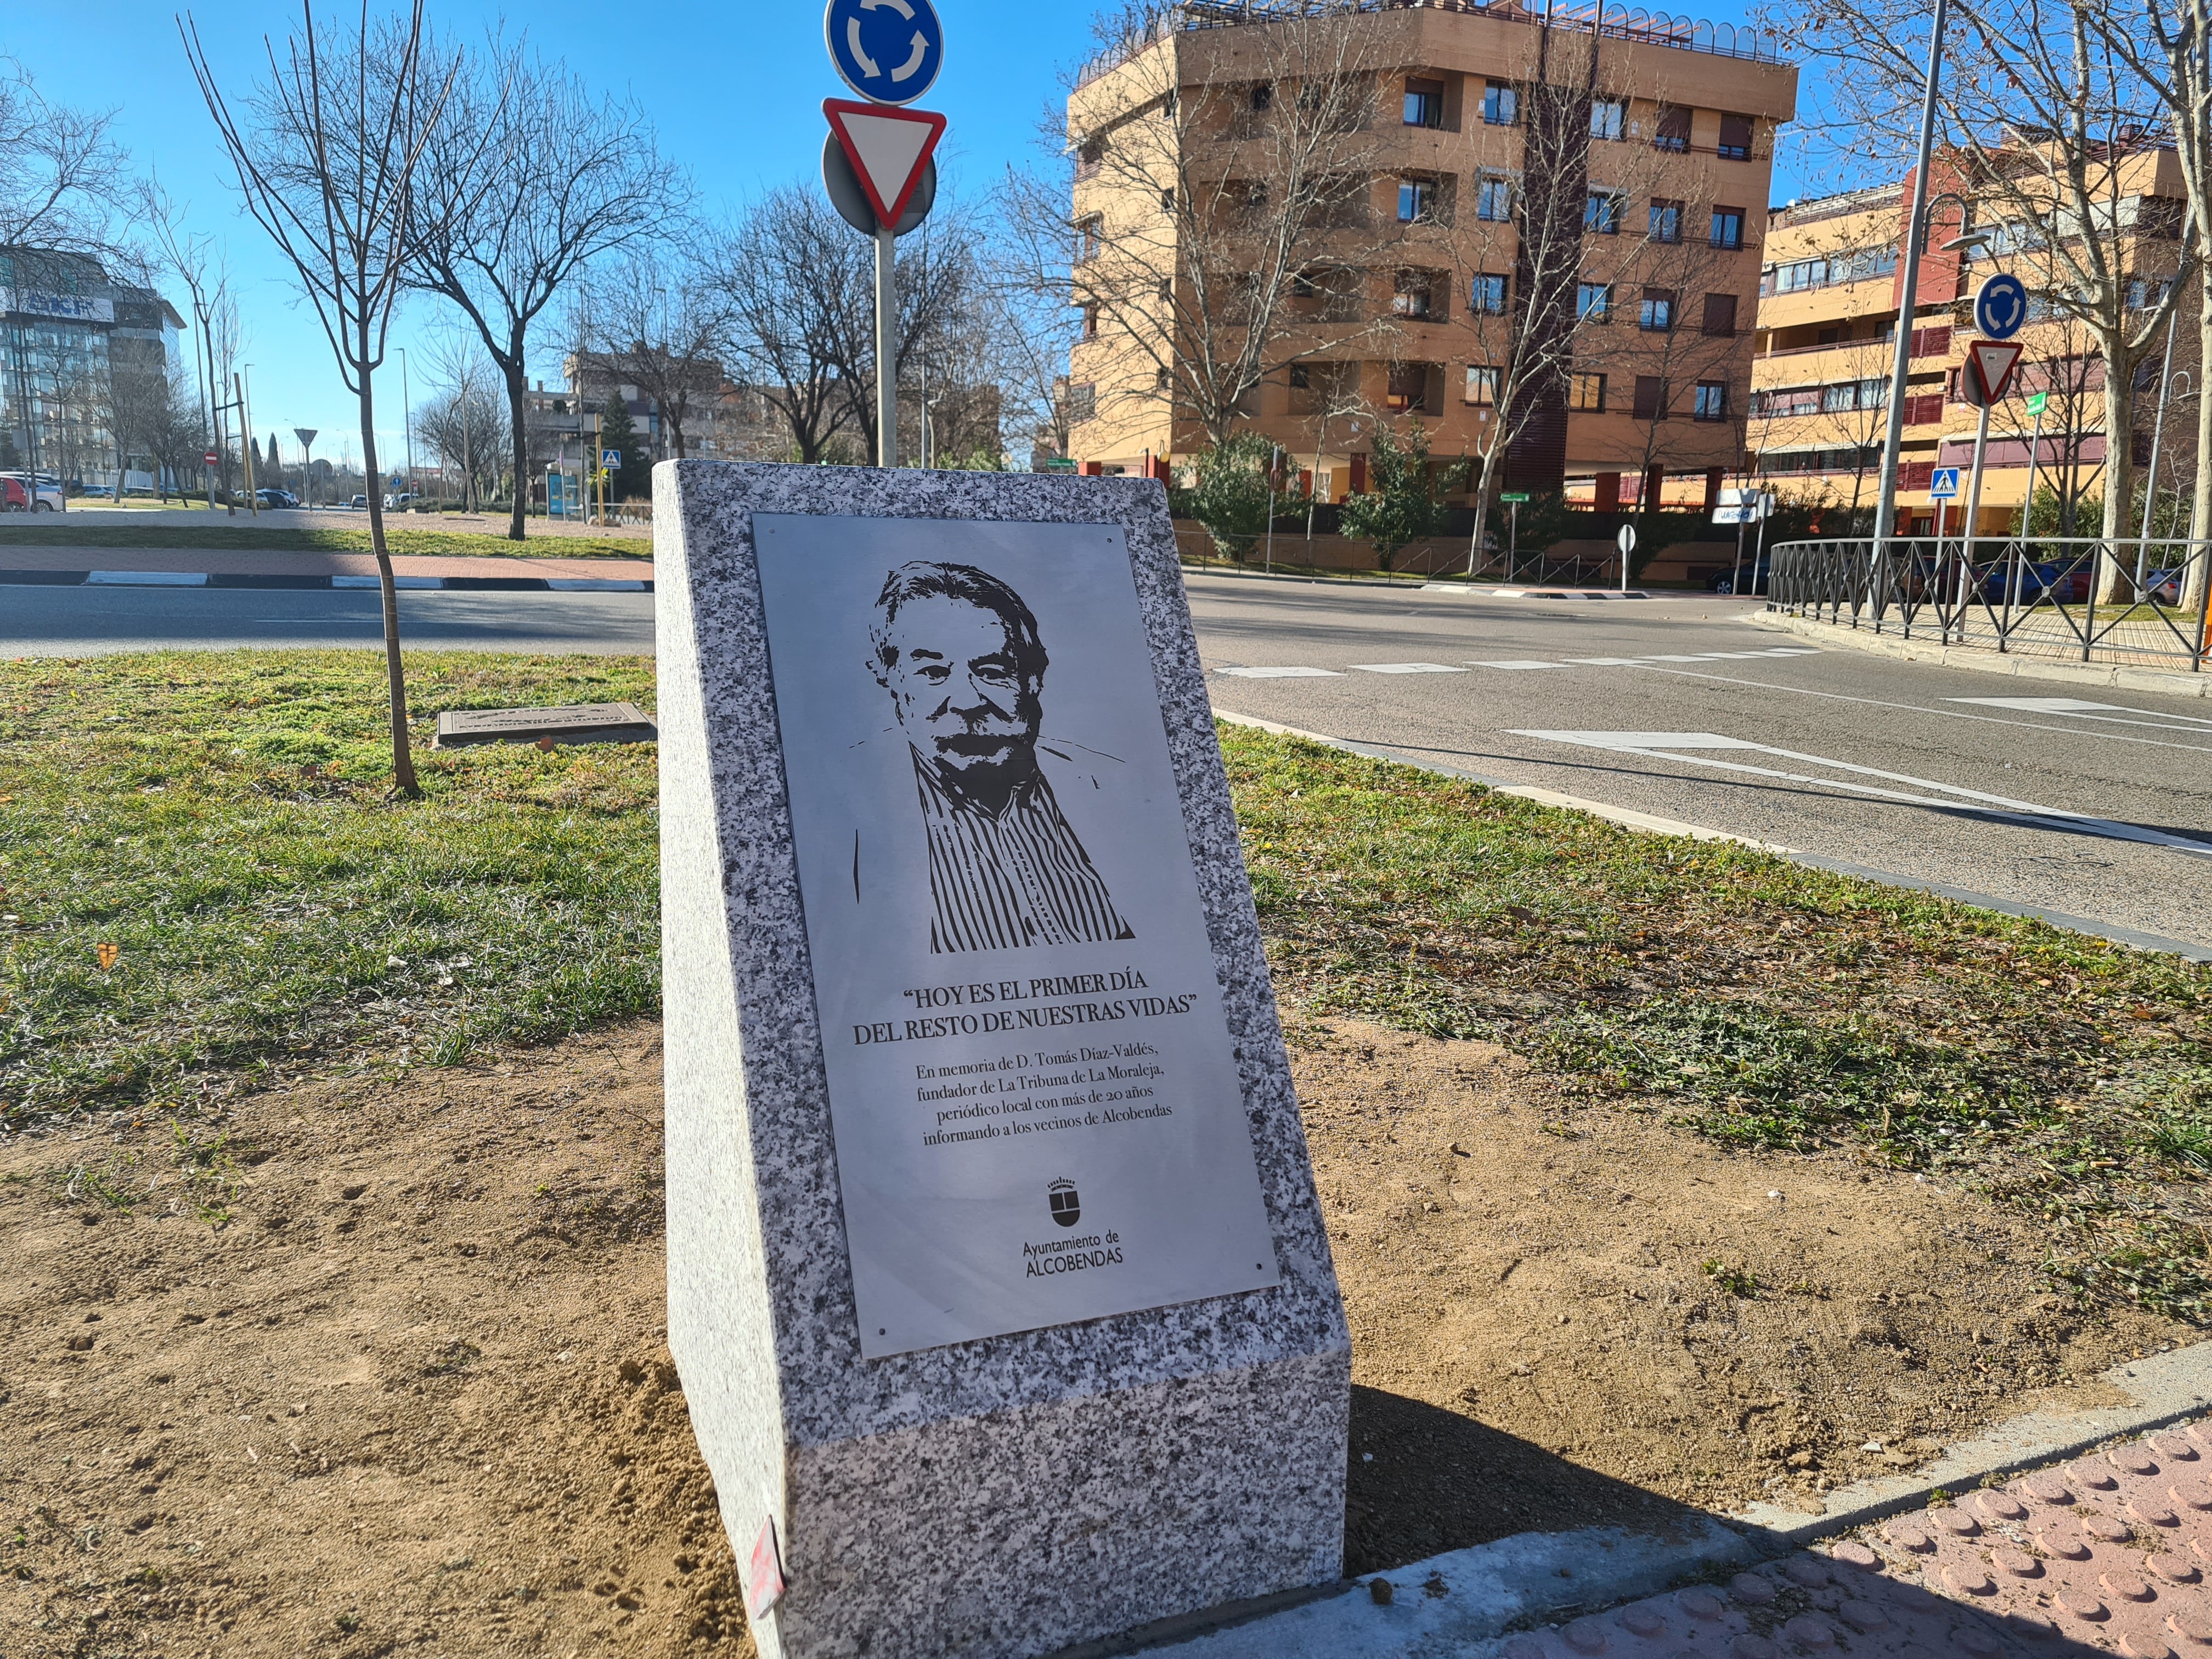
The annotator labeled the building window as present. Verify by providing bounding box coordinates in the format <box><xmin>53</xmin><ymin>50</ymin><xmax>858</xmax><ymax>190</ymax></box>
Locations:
<box><xmin>1710</xmin><ymin>206</ymin><xmax>1745</xmax><ymax>250</ymax></box>
<box><xmin>1076</xmin><ymin>136</ymin><xmax>1103</xmax><ymax>179</ymax></box>
<box><xmin>1076</xmin><ymin>216</ymin><xmax>1103</xmax><ymax>262</ymax></box>
<box><xmin>1693</xmin><ymin>381</ymin><xmax>1729</xmax><ymax>421</ymax></box>
<box><xmin>1652</xmin><ymin>104</ymin><xmax>1691</xmax><ymax>152</ymax></box>
<box><xmin>1650</xmin><ymin>199</ymin><xmax>1683</xmax><ymax>243</ymax></box>
<box><xmin>1464</xmin><ymin>364</ymin><xmax>1499</xmax><ymax>405</ymax></box>
<box><xmin>1250</xmin><ymin>82</ymin><xmax>1274</xmax><ymax>111</ymax></box>
<box><xmin>1482</xmin><ymin>82</ymin><xmax>1519</xmax><ymax>125</ymax></box>
<box><xmin>1476</xmin><ymin>176</ymin><xmax>1513</xmax><ymax>222</ymax></box>
<box><xmin>1386</xmin><ymin>362</ymin><xmax>1434</xmax><ymax>413</ymax></box>
<box><xmin>1591</xmin><ymin>97</ymin><xmax>1626</xmax><ymax>140</ymax></box>
<box><xmin>1290</xmin><ymin>362</ymin><xmax>1311</xmax><ymax>388</ymax></box>
<box><xmin>1081</xmin><ymin>304</ymin><xmax>1099</xmax><ymax>340</ymax></box>
<box><xmin>1584</xmin><ymin>190</ymin><xmax>1623</xmax><ymax>234</ymax></box>
<box><xmin>1403</xmin><ymin>76</ymin><xmax>1444</xmax><ymax>128</ymax></box>
<box><xmin>1577</xmin><ymin>281</ymin><xmax>1613</xmax><ymax>323</ymax></box>
<box><xmin>1393</xmin><ymin>269</ymin><xmax>1438</xmax><ymax>319</ymax></box>
<box><xmin>1701</xmin><ymin>292</ymin><xmax>1738</xmax><ymax>336</ymax></box>
<box><xmin>1569</xmin><ymin>372</ymin><xmax>1606</xmax><ymax>411</ymax></box>
<box><xmin>1633</xmin><ymin>376</ymin><xmax>1668</xmax><ymax>420</ymax></box>
<box><xmin>1398</xmin><ymin>177</ymin><xmax>1439</xmax><ymax>223</ymax></box>
<box><xmin>1638</xmin><ymin>287</ymin><xmax>1674</xmax><ymax>331</ymax></box>
<box><xmin>1160</xmin><ymin>188</ymin><xmax>1175</xmax><ymax>212</ymax></box>
<box><xmin>1069</xmin><ymin>382</ymin><xmax>1097</xmax><ymax>423</ymax></box>
<box><xmin>1470</xmin><ymin>273</ymin><xmax>1508</xmax><ymax>315</ymax></box>
<box><xmin>1718</xmin><ymin>113</ymin><xmax>1754</xmax><ymax>160</ymax></box>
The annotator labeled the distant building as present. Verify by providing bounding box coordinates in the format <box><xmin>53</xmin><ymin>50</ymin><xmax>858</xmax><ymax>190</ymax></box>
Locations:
<box><xmin>1</xmin><ymin>247</ymin><xmax>186</xmax><ymax>488</ymax></box>
<box><xmin>1750</xmin><ymin>144</ymin><xmax>2189</xmax><ymax>534</ymax></box>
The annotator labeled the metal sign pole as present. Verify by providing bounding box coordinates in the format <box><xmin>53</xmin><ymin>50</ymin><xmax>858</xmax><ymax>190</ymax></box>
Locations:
<box><xmin>877</xmin><ymin>225</ymin><xmax>896</xmax><ymax>467</ymax></box>
<box><xmin>1873</xmin><ymin>0</ymin><xmax>1951</xmax><ymax>554</ymax></box>
<box><xmin>1959</xmin><ymin>396</ymin><xmax>1993</xmax><ymax>640</ymax></box>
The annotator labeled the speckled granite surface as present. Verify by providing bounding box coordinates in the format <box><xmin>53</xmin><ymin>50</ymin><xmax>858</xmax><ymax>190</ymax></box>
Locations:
<box><xmin>655</xmin><ymin>462</ymin><xmax>1350</xmax><ymax>1659</ymax></box>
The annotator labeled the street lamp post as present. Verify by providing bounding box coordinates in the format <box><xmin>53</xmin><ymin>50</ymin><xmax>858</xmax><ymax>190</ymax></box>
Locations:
<box><xmin>397</xmin><ymin>345</ymin><xmax>415</xmax><ymax>506</ymax></box>
<box><xmin>1872</xmin><ymin>0</ymin><xmax>1954</xmax><ymax>552</ymax></box>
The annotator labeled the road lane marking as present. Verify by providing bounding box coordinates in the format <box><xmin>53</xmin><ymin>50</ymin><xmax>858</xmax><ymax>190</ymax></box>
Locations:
<box><xmin>1510</xmin><ymin>729</ymin><xmax>2212</xmax><ymax>856</ymax></box>
<box><xmin>1214</xmin><ymin>665</ymin><xmax>1342</xmax><ymax>678</ymax></box>
<box><xmin>1350</xmin><ymin>662</ymin><xmax>1467</xmax><ymax>674</ymax></box>
<box><xmin>1948</xmin><ymin>697</ymin><xmax>2212</xmax><ymax>735</ymax></box>
<box><xmin>1467</xmin><ymin>659</ymin><xmax>1568</xmax><ymax>669</ymax></box>
<box><xmin>1562</xmin><ymin>657</ymin><xmax>1652</xmax><ymax>665</ymax></box>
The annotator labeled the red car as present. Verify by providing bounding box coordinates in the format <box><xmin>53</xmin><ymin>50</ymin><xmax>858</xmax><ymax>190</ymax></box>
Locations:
<box><xmin>0</xmin><ymin>476</ymin><xmax>27</xmax><ymax>511</ymax></box>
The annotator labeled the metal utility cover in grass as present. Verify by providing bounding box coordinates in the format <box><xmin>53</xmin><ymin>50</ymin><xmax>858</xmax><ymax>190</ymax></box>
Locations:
<box><xmin>432</xmin><ymin>702</ymin><xmax>656</xmax><ymax>747</ymax></box>
<box><xmin>654</xmin><ymin>462</ymin><xmax>1348</xmax><ymax>1659</ymax></box>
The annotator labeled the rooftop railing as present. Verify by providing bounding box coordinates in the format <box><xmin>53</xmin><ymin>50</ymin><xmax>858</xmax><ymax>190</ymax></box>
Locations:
<box><xmin>1077</xmin><ymin>0</ymin><xmax>1787</xmax><ymax>91</ymax></box>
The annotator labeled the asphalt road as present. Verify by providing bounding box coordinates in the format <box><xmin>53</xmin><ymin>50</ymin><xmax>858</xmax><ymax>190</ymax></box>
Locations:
<box><xmin>0</xmin><ymin>583</ymin><xmax>656</xmax><ymax>656</ymax></box>
<box><xmin>7</xmin><ymin>574</ymin><xmax>2208</xmax><ymax>952</ymax></box>
<box><xmin>1186</xmin><ymin>574</ymin><xmax>2212</xmax><ymax>954</ymax></box>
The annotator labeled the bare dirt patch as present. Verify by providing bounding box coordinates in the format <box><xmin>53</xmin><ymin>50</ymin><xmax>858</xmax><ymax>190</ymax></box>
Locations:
<box><xmin>1</xmin><ymin>1019</ymin><xmax>2190</xmax><ymax>1656</ymax></box>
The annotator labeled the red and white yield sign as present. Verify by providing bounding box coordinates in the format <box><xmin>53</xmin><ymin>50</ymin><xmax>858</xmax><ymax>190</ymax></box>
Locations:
<box><xmin>823</xmin><ymin>98</ymin><xmax>945</xmax><ymax>227</ymax></box>
<box><xmin>1966</xmin><ymin>339</ymin><xmax>2025</xmax><ymax>404</ymax></box>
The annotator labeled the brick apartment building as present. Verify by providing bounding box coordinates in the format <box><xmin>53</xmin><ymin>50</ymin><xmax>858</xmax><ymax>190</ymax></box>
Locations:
<box><xmin>1064</xmin><ymin>0</ymin><xmax>1797</xmax><ymax>512</ymax></box>
<box><xmin>1751</xmin><ymin>147</ymin><xmax>2191</xmax><ymax>535</ymax></box>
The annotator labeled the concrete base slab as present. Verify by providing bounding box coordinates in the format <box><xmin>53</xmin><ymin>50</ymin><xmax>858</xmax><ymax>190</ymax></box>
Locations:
<box><xmin>1750</xmin><ymin>608</ymin><xmax>2210</xmax><ymax>697</ymax></box>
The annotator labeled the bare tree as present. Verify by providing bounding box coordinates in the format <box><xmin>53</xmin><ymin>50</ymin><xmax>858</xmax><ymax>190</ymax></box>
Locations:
<box><xmin>1032</xmin><ymin>0</ymin><xmax>1400</xmax><ymax>454</ymax></box>
<box><xmin>414</xmin><ymin>328</ymin><xmax>508</xmax><ymax>507</ymax></box>
<box><xmin>575</xmin><ymin>245</ymin><xmax>726</xmax><ymax>460</ymax></box>
<box><xmin>184</xmin><ymin>0</ymin><xmax>458</xmax><ymax>797</ymax></box>
<box><xmin>406</xmin><ymin>32</ymin><xmax>684</xmax><ymax>540</ymax></box>
<box><xmin>0</xmin><ymin>58</ymin><xmax>132</xmax><ymax>253</ymax></box>
<box><xmin>2096</xmin><ymin>0</ymin><xmax>2212</xmax><ymax>613</ymax></box>
<box><xmin>1777</xmin><ymin>0</ymin><xmax>2191</xmax><ymax>578</ymax></box>
<box><xmin>710</xmin><ymin>187</ymin><xmax>873</xmax><ymax>464</ymax></box>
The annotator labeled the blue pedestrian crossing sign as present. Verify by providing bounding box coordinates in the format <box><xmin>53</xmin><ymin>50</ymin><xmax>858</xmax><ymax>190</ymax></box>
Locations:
<box><xmin>1929</xmin><ymin>467</ymin><xmax>1961</xmax><ymax>500</ymax></box>
<box><xmin>1973</xmin><ymin>272</ymin><xmax>2029</xmax><ymax>341</ymax></box>
<box><xmin>601</xmin><ymin>448</ymin><xmax>622</xmax><ymax>470</ymax></box>
<box><xmin>825</xmin><ymin>0</ymin><xmax>944</xmax><ymax>105</ymax></box>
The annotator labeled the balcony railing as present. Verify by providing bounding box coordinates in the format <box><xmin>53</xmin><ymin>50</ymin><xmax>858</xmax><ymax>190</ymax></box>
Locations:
<box><xmin>1077</xmin><ymin>0</ymin><xmax>1786</xmax><ymax>89</ymax></box>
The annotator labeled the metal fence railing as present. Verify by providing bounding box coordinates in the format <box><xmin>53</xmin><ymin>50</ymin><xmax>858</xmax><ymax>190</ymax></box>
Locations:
<box><xmin>1767</xmin><ymin>537</ymin><xmax>2212</xmax><ymax>674</ymax></box>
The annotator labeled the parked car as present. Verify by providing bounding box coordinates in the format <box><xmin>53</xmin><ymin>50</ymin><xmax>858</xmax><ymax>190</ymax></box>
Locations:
<box><xmin>0</xmin><ymin>476</ymin><xmax>25</xmax><ymax>511</ymax></box>
<box><xmin>1706</xmin><ymin>554</ymin><xmax>1770</xmax><ymax>595</ymax></box>
<box><xmin>77</xmin><ymin>483</ymin><xmax>115</xmax><ymax>500</ymax></box>
<box><xmin>383</xmin><ymin>490</ymin><xmax>417</xmax><ymax>510</ymax></box>
<box><xmin>249</xmin><ymin>487</ymin><xmax>298</xmax><ymax>509</ymax></box>
<box><xmin>0</xmin><ymin>473</ymin><xmax>64</xmax><ymax>511</ymax></box>
<box><xmin>348</xmin><ymin>494</ymin><xmax>369</xmax><ymax>510</ymax></box>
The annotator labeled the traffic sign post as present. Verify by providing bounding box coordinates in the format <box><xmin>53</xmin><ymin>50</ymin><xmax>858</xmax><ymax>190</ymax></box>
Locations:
<box><xmin>1615</xmin><ymin>522</ymin><xmax>1636</xmax><ymax>594</ymax></box>
<box><xmin>1957</xmin><ymin>278</ymin><xmax>2028</xmax><ymax>586</ymax></box>
<box><xmin>819</xmin><ymin>2</ymin><xmax>948</xmax><ymax>472</ymax></box>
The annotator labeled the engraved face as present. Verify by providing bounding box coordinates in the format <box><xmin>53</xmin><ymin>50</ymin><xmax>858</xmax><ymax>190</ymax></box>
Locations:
<box><xmin>875</xmin><ymin>594</ymin><xmax>1043</xmax><ymax>795</ymax></box>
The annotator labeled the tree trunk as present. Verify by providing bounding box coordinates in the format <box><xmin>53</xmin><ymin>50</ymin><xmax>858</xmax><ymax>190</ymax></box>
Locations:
<box><xmin>359</xmin><ymin>357</ymin><xmax>420</xmax><ymax>799</ymax></box>
<box><xmin>504</xmin><ymin>350</ymin><xmax>530</xmax><ymax>542</ymax></box>
<box><xmin>2094</xmin><ymin>330</ymin><xmax>2138</xmax><ymax>603</ymax></box>
<box><xmin>2186</xmin><ymin>269</ymin><xmax>2212</xmax><ymax>634</ymax></box>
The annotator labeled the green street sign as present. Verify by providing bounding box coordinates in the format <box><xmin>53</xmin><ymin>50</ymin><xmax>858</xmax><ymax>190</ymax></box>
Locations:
<box><xmin>1500</xmin><ymin>492</ymin><xmax>1531</xmax><ymax>503</ymax></box>
<box><xmin>1043</xmin><ymin>456</ymin><xmax>1077</xmax><ymax>471</ymax></box>
<box><xmin>2025</xmin><ymin>391</ymin><xmax>2049</xmax><ymax>417</ymax></box>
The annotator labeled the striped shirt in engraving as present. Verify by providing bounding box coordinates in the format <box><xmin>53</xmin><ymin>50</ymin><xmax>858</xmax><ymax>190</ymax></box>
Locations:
<box><xmin>910</xmin><ymin>750</ymin><xmax>1133</xmax><ymax>953</ymax></box>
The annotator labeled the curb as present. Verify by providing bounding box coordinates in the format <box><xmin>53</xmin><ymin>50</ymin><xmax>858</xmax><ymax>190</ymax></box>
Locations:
<box><xmin>1751</xmin><ymin>608</ymin><xmax>2210</xmax><ymax>698</ymax></box>
<box><xmin>1107</xmin><ymin>1308</ymin><xmax>2212</xmax><ymax>1656</ymax></box>
<box><xmin>1421</xmin><ymin>584</ymin><xmax>1663</xmax><ymax>600</ymax></box>
<box><xmin>0</xmin><ymin>569</ymin><xmax>651</xmax><ymax>592</ymax></box>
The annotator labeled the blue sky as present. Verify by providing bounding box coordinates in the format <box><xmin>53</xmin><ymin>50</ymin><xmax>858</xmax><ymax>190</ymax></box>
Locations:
<box><xmin>25</xmin><ymin>0</ymin><xmax>1819</xmax><ymax>475</ymax></box>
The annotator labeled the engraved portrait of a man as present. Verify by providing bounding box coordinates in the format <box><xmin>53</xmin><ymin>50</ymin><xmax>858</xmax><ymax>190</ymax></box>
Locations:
<box><xmin>866</xmin><ymin>560</ymin><xmax>1133</xmax><ymax>953</ymax></box>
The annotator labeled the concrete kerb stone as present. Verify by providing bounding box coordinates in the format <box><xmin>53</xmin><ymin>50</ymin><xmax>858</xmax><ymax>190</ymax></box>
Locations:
<box><xmin>1106</xmin><ymin>1316</ymin><xmax>2212</xmax><ymax>1654</ymax></box>
<box><xmin>1748</xmin><ymin>608</ymin><xmax>2212</xmax><ymax>698</ymax></box>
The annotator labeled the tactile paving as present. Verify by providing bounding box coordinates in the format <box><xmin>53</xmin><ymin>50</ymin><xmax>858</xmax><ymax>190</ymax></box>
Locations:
<box><xmin>1492</xmin><ymin>1417</ymin><xmax>2212</xmax><ymax>1657</ymax></box>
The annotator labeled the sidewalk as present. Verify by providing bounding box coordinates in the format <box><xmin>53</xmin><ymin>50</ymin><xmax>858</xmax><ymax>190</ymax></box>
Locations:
<box><xmin>0</xmin><ymin>544</ymin><xmax>654</xmax><ymax>590</ymax></box>
<box><xmin>1752</xmin><ymin>610</ymin><xmax>2211</xmax><ymax>699</ymax></box>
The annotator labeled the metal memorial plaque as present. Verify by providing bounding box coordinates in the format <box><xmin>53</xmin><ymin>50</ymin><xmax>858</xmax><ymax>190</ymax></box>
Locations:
<box><xmin>753</xmin><ymin>514</ymin><xmax>1280</xmax><ymax>1357</ymax></box>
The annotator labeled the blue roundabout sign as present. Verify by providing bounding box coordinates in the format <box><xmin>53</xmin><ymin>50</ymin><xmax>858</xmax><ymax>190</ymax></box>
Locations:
<box><xmin>824</xmin><ymin>0</ymin><xmax>944</xmax><ymax>105</ymax></box>
<box><xmin>1973</xmin><ymin>271</ymin><xmax>2029</xmax><ymax>341</ymax></box>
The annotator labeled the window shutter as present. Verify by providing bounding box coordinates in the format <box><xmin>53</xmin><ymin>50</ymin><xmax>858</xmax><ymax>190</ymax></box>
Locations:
<box><xmin>1633</xmin><ymin>376</ymin><xmax>1667</xmax><ymax>420</ymax></box>
<box><xmin>1701</xmin><ymin>293</ymin><xmax>1739</xmax><ymax>336</ymax></box>
<box><xmin>1718</xmin><ymin>114</ymin><xmax>1754</xmax><ymax>156</ymax></box>
<box><xmin>1655</xmin><ymin>104</ymin><xmax>1691</xmax><ymax>147</ymax></box>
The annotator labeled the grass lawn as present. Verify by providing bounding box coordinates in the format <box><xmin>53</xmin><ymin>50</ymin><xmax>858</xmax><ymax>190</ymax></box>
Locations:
<box><xmin>0</xmin><ymin>523</ymin><xmax>648</xmax><ymax>560</ymax></box>
<box><xmin>0</xmin><ymin>652</ymin><xmax>659</xmax><ymax>1126</ymax></box>
<box><xmin>4</xmin><ymin>653</ymin><xmax>2206</xmax><ymax>1322</ymax></box>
